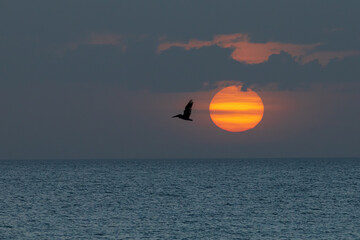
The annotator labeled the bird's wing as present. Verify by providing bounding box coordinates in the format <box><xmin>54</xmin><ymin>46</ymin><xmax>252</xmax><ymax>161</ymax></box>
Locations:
<box><xmin>183</xmin><ymin>100</ymin><xmax>193</xmax><ymax>118</ymax></box>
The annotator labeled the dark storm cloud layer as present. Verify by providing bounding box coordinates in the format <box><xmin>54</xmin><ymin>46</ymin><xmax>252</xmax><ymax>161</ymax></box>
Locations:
<box><xmin>2</xmin><ymin>37</ymin><xmax>360</xmax><ymax>92</ymax></box>
<box><xmin>1</xmin><ymin>1</ymin><xmax>360</xmax><ymax>91</ymax></box>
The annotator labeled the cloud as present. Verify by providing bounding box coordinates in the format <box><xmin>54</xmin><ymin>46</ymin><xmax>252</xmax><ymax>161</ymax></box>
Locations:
<box><xmin>59</xmin><ymin>33</ymin><xmax>141</xmax><ymax>54</ymax></box>
<box><xmin>2</xmin><ymin>31</ymin><xmax>360</xmax><ymax>93</ymax></box>
<box><xmin>158</xmin><ymin>33</ymin><xmax>360</xmax><ymax>66</ymax></box>
<box><xmin>301</xmin><ymin>50</ymin><xmax>360</xmax><ymax>66</ymax></box>
<box><xmin>86</xmin><ymin>33</ymin><xmax>124</xmax><ymax>46</ymax></box>
<box><xmin>226</xmin><ymin>41</ymin><xmax>320</xmax><ymax>64</ymax></box>
<box><xmin>157</xmin><ymin>33</ymin><xmax>249</xmax><ymax>52</ymax></box>
<box><xmin>323</xmin><ymin>27</ymin><xmax>344</xmax><ymax>33</ymax></box>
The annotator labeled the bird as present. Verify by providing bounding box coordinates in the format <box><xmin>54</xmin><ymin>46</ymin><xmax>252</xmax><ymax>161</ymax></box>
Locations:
<box><xmin>172</xmin><ymin>100</ymin><xmax>193</xmax><ymax>121</ymax></box>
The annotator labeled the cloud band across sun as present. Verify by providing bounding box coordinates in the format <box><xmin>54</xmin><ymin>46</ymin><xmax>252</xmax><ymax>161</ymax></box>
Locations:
<box><xmin>158</xmin><ymin>33</ymin><xmax>360</xmax><ymax>66</ymax></box>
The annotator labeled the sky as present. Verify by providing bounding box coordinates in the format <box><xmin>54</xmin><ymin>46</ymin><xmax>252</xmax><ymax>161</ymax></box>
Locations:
<box><xmin>1</xmin><ymin>1</ymin><xmax>360</xmax><ymax>159</ymax></box>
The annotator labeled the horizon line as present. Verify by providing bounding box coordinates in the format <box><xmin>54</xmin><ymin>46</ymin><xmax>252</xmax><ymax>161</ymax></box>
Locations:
<box><xmin>0</xmin><ymin>156</ymin><xmax>359</xmax><ymax>161</ymax></box>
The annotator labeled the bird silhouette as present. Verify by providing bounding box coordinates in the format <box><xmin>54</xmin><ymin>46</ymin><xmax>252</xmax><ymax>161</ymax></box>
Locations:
<box><xmin>172</xmin><ymin>100</ymin><xmax>193</xmax><ymax>121</ymax></box>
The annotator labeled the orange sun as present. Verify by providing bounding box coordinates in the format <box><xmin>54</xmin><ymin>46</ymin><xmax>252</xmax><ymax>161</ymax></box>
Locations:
<box><xmin>209</xmin><ymin>86</ymin><xmax>264</xmax><ymax>132</ymax></box>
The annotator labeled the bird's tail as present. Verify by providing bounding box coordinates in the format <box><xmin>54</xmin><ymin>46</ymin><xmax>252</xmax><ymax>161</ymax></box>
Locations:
<box><xmin>172</xmin><ymin>114</ymin><xmax>180</xmax><ymax>118</ymax></box>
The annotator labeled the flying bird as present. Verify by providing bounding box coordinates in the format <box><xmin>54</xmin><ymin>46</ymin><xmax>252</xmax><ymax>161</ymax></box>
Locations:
<box><xmin>172</xmin><ymin>100</ymin><xmax>193</xmax><ymax>121</ymax></box>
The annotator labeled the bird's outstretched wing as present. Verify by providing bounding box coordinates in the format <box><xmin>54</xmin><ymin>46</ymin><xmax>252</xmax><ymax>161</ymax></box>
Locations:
<box><xmin>183</xmin><ymin>100</ymin><xmax>193</xmax><ymax>118</ymax></box>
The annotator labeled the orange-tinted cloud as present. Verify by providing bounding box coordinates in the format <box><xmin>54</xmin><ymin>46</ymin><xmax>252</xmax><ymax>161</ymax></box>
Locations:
<box><xmin>157</xmin><ymin>39</ymin><xmax>212</xmax><ymax>52</ymax></box>
<box><xmin>224</xmin><ymin>41</ymin><xmax>320</xmax><ymax>64</ymax></box>
<box><xmin>158</xmin><ymin>33</ymin><xmax>360</xmax><ymax>66</ymax></box>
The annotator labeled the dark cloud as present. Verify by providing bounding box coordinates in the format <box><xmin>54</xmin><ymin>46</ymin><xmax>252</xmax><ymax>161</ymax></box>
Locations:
<box><xmin>1</xmin><ymin>33</ymin><xmax>360</xmax><ymax>92</ymax></box>
<box><xmin>240</xmin><ymin>85</ymin><xmax>248</xmax><ymax>92</ymax></box>
<box><xmin>1</xmin><ymin>0</ymin><xmax>360</xmax><ymax>92</ymax></box>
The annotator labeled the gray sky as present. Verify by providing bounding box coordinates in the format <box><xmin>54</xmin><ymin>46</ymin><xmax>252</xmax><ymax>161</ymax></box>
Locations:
<box><xmin>1</xmin><ymin>1</ymin><xmax>360</xmax><ymax>159</ymax></box>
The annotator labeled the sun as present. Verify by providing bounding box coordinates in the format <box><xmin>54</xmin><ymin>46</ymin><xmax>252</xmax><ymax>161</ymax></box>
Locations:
<box><xmin>209</xmin><ymin>86</ymin><xmax>264</xmax><ymax>132</ymax></box>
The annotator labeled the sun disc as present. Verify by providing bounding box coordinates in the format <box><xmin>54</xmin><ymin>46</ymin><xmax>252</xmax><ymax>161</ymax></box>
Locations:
<box><xmin>209</xmin><ymin>86</ymin><xmax>264</xmax><ymax>132</ymax></box>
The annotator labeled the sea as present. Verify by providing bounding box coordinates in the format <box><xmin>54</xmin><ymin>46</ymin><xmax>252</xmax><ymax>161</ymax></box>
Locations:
<box><xmin>0</xmin><ymin>158</ymin><xmax>359</xmax><ymax>239</ymax></box>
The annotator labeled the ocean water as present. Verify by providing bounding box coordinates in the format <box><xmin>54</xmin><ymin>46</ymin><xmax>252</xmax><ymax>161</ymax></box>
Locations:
<box><xmin>0</xmin><ymin>158</ymin><xmax>360</xmax><ymax>239</ymax></box>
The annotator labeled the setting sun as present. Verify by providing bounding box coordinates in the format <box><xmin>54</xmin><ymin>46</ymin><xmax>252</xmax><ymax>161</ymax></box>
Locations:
<box><xmin>209</xmin><ymin>86</ymin><xmax>264</xmax><ymax>132</ymax></box>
